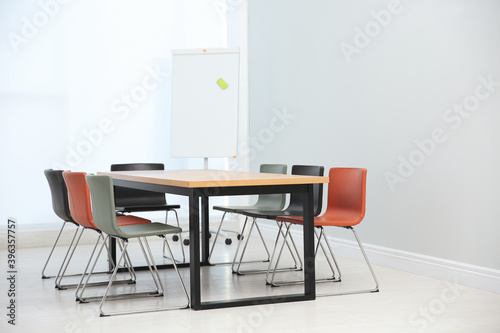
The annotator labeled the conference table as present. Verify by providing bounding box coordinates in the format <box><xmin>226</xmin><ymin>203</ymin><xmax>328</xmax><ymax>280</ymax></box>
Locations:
<box><xmin>98</xmin><ymin>169</ymin><xmax>329</xmax><ymax>310</ymax></box>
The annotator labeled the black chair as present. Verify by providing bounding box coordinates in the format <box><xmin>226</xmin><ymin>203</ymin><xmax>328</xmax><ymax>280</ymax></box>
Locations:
<box><xmin>111</xmin><ymin>163</ymin><xmax>184</xmax><ymax>262</ymax></box>
<box><xmin>233</xmin><ymin>165</ymin><xmax>325</xmax><ymax>275</ymax></box>
<box><xmin>210</xmin><ymin>164</ymin><xmax>288</xmax><ymax>265</ymax></box>
<box><xmin>42</xmin><ymin>169</ymin><xmax>80</xmax><ymax>279</ymax></box>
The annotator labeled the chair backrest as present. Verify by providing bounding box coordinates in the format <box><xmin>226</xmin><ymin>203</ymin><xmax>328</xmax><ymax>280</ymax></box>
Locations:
<box><xmin>44</xmin><ymin>169</ymin><xmax>75</xmax><ymax>223</ymax></box>
<box><xmin>326</xmin><ymin>168</ymin><xmax>367</xmax><ymax>225</ymax></box>
<box><xmin>287</xmin><ymin>165</ymin><xmax>324</xmax><ymax>216</ymax></box>
<box><xmin>111</xmin><ymin>163</ymin><xmax>166</xmax><ymax>207</ymax></box>
<box><xmin>253</xmin><ymin>164</ymin><xmax>287</xmax><ymax>210</ymax></box>
<box><xmin>62</xmin><ymin>171</ymin><xmax>98</xmax><ymax>229</ymax></box>
<box><xmin>86</xmin><ymin>174</ymin><xmax>125</xmax><ymax>239</ymax></box>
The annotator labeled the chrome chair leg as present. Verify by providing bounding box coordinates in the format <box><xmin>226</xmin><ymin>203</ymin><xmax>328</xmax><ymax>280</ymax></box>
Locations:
<box><xmin>266</xmin><ymin>222</ymin><xmax>293</xmax><ymax>285</ymax></box>
<box><xmin>315</xmin><ymin>227</ymin><xmax>378</xmax><ymax>296</ymax></box>
<box><xmin>279</xmin><ymin>221</ymin><xmax>303</xmax><ymax>270</ymax></box>
<box><xmin>138</xmin><ymin>238</ymin><xmax>163</xmax><ymax>293</ymax></box>
<box><xmin>55</xmin><ymin>228</ymin><xmax>123</xmax><ymax>290</ymax></box>
<box><xmin>119</xmin><ymin>239</ymin><xmax>137</xmax><ymax>282</ymax></box>
<box><xmin>211</xmin><ymin>214</ymin><xmax>271</xmax><ymax>266</ymax></box>
<box><xmin>266</xmin><ymin>226</ymin><xmax>378</xmax><ymax>295</ymax></box>
<box><xmin>75</xmin><ymin>233</ymin><xmax>108</xmax><ymax>301</ymax></box>
<box><xmin>76</xmin><ymin>235</ymin><xmax>136</xmax><ymax>303</ymax></box>
<box><xmin>254</xmin><ymin>221</ymin><xmax>271</xmax><ymax>260</ymax></box>
<box><xmin>231</xmin><ymin>216</ymin><xmax>249</xmax><ymax>272</ymax></box>
<box><xmin>163</xmin><ymin>210</ymin><xmax>185</xmax><ymax>263</ymax></box>
<box><xmin>315</xmin><ymin>227</ymin><xmax>379</xmax><ymax>297</ymax></box>
<box><xmin>99</xmin><ymin>240</ymin><xmax>159</xmax><ymax>316</ymax></box>
<box><xmin>266</xmin><ymin>224</ymin><xmax>342</xmax><ymax>286</ymax></box>
<box><xmin>233</xmin><ymin>217</ymin><xmax>262</xmax><ymax>274</ymax></box>
<box><xmin>234</xmin><ymin>218</ymin><xmax>303</xmax><ymax>275</ymax></box>
<box><xmin>315</xmin><ymin>228</ymin><xmax>341</xmax><ymax>282</ymax></box>
<box><xmin>208</xmin><ymin>212</ymin><xmax>228</xmax><ymax>262</ymax></box>
<box><xmin>42</xmin><ymin>221</ymin><xmax>72</xmax><ymax>279</ymax></box>
<box><xmin>159</xmin><ymin>236</ymin><xmax>190</xmax><ymax>306</ymax></box>
<box><xmin>55</xmin><ymin>227</ymin><xmax>84</xmax><ymax>289</ymax></box>
<box><xmin>99</xmin><ymin>237</ymin><xmax>189</xmax><ymax>317</ymax></box>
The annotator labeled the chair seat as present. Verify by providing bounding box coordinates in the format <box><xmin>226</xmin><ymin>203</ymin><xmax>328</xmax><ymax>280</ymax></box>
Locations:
<box><xmin>239</xmin><ymin>208</ymin><xmax>306</xmax><ymax>220</ymax></box>
<box><xmin>118</xmin><ymin>222</ymin><xmax>182</xmax><ymax>238</ymax></box>
<box><xmin>213</xmin><ymin>203</ymin><xmax>285</xmax><ymax>214</ymax></box>
<box><xmin>116</xmin><ymin>215</ymin><xmax>151</xmax><ymax>226</ymax></box>
<box><xmin>277</xmin><ymin>210</ymin><xmax>364</xmax><ymax>227</ymax></box>
<box><xmin>116</xmin><ymin>204</ymin><xmax>181</xmax><ymax>213</ymax></box>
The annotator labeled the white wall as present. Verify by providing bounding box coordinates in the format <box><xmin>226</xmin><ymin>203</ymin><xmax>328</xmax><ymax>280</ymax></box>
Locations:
<box><xmin>248</xmin><ymin>0</ymin><xmax>500</xmax><ymax>270</ymax></box>
<box><xmin>0</xmin><ymin>0</ymin><xmax>232</xmax><ymax>226</ymax></box>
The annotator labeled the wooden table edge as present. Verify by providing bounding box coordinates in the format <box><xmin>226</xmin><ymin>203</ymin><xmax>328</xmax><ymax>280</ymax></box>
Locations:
<box><xmin>97</xmin><ymin>170</ymin><xmax>329</xmax><ymax>188</ymax></box>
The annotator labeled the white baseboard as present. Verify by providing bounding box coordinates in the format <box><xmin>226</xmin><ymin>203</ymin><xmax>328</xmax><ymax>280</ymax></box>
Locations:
<box><xmin>0</xmin><ymin>223</ymin><xmax>98</xmax><ymax>249</ymax></box>
<box><xmin>258</xmin><ymin>224</ymin><xmax>500</xmax><ymax>294</ymax></box>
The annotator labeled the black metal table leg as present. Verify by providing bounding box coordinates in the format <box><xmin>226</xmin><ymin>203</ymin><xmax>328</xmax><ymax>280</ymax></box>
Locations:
<box><xmin>201</xmin><ymin>195</ymin><xmax>210</xmax><ymax>264</ymax></box>
<box><xmin>109</xmin><ymin>237</ymin><xmax>116</xmax><ymax>272</ymax></box>
<box><xmin>189</xmin><ymin>191</ymin><xmax>201</xmax><ymax>310</ymax></box>
<box><xmin>303</xmin><ymin>184</ymin><xmax>316</xmax><ymax>299</ymax></box>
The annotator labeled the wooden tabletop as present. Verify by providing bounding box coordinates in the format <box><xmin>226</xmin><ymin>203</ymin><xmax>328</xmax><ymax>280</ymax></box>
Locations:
<box><xmin>98</xmin><ymin>169</ymin><xmax>329</xmax><ymax>188</ymax></box>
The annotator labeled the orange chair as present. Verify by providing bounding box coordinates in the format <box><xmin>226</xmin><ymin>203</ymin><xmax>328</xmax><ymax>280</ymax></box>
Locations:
<box><xmin>270</xmin><ymin>168</ymin><xmax>379</xmax><ymax>296</ymax></box>
<box><xmin>59</xmin><ymin>171</ymin><xmax>150</xmax><ymax>299</ymax></box>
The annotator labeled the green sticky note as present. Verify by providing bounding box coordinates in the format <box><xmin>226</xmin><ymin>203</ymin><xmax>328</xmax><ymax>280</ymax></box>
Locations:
<box><xmin>217</xmin><ymin>78</ymin><xmax>228</xmax><ymax>89</ymax></box>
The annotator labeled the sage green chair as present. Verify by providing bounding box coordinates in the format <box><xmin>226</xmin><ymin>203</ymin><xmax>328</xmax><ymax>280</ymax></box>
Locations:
<box><xmin>85</xmin><ymin>174</ymin><xmax>189</xmax><ymax>316</ymax></box>
<box><xmin>210</xmin><ymin>164</ymin><xmax>288</xmax><ymax>265</ymax></box>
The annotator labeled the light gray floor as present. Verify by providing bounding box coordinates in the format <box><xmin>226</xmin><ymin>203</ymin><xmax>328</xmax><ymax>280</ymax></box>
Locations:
<box><xmin>2</xmin><ymin>234</ymin><xmax>500</xmax><ymax>333</ymax></box>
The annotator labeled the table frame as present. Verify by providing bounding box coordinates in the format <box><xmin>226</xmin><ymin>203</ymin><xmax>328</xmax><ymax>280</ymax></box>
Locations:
<box><xmin>110</xmin><ymin>177</ymin><xmax>317</xmax><ymax>310</ymax></box>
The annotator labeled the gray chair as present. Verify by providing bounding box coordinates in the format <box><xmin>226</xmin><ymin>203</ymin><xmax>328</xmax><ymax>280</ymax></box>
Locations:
<box><xmin>86</xmin><ymin>174</ymin><xmax>189</xmax><ymax>316</ymax></box>
<box><xmin>210</xmin><ymin>164</ymin><xmax>287</xmax><ymax>264</ymax></box>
